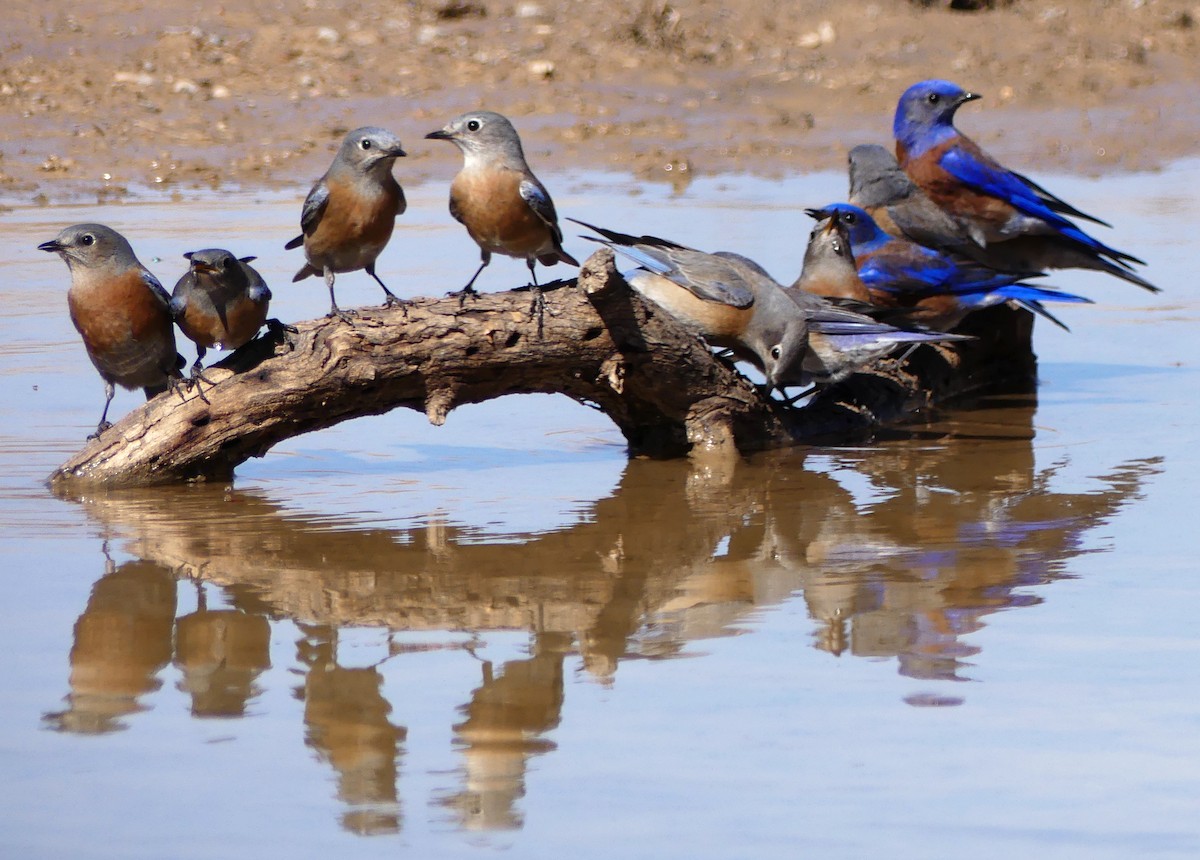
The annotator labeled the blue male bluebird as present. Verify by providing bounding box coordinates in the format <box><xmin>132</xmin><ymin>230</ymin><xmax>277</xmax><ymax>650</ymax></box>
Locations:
<box><xmin>807</xmin><ymin>203</ymin><xmax>1093</xmax><ymax>331</ymax></box>
<box><xmin>39</xmin><ymin>224</ymin><xmax>184</xmax><ymax>438</ymax></box>
<box><xmin>426</xmin><ymin>111</ymin><xmax>579</xmax><ymax>296</ymax></box>
<box><xmin>285</xmin><ymin>126</ymin><xmax>408</xmax><ymax>318</ymax></box>
<box><xmin>171</xmin><ymin>249</ymin><xmax>272</xmax><ymax>384</ymax></box>
<box><xmin>893</xmin><ymin>79</ymin><xmax>1157</xmax><ymax>292</ymax></box>
<box><xmin>571</xmin><ymin>218</ymin><xmax>963</xmax><ymax>393</ymax></box>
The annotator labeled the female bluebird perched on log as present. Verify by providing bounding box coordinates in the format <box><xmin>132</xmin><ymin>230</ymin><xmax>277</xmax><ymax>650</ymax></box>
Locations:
<box><xmin>893</xmin><ymin>79</ymin><xmax>1157</xmax><ymax>292</ymax></box>
<box><xmin>572</xmin><ymin>218</ymin><xmax>962</xmax><ymax>394</ymax></box>
<box><xmin>426</xmin><ymin>111</ymin><xmax>579</xmax><ymax>296</ymax></box>
<box><xmin>171</xmin><ymin>249</ymin><xmax>272</xmax><ymax>385</ymax></box>
<box><xmin>286</xmin><ymin>126</ymin><xmax>408</xmax><ymax>318</ymax></box>
<box><xmin>39</xmin><ymin>224</ymin><xmax>184</xmax><ymax>438</ymax></box>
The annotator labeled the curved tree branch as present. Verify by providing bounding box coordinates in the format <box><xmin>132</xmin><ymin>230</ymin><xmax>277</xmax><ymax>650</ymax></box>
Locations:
<box><xmin>48</xmin><ymin>249</ymin><xmax>1035</xmax><ymax>489</ymax></box>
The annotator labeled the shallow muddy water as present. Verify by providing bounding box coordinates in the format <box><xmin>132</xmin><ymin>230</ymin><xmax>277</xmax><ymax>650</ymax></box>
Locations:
<box><xmin>2</xmin><ymin>163</ymin><xmax>1198</xmax><ymax>858</ymax></box>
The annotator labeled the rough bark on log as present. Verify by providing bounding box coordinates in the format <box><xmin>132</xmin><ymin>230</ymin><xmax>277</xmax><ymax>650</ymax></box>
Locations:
<box><xmin>48</xmin><ymin>249</ymin><xmax>1035</xmax><ymax>489</ymax></box>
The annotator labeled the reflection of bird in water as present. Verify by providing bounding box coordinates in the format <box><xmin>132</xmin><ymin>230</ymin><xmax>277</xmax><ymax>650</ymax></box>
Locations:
<box><xmin>297</xmin><ymin>625</ymin><xmax>407</xmax><ymax>836</ymax></box>
<box><xmin>44</xmin><ymin>545</ymin><xmax>177</xmax><ymax>734</ymax></box>
<box><xmin>174</xmin><ymin>584</ymin><xmax>271</xmax><ymax>719</ymax></box>
<box><xmin>440</xmin><ymin>632</ymin><xmax>568</xmax><ymax>831</ymax></box>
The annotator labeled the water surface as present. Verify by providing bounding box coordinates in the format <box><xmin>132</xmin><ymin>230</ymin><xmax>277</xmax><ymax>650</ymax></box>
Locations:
<box><xmin>1</xmin><ymin>164</ymin><xmax>1198</xmax><ymax>858</ymax></box>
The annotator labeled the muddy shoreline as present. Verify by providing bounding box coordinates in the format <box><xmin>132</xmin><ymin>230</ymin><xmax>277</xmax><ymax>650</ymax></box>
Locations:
<box><xmin>3</xmin><ymin>0</ymin><xmax>1198</xmax><ymax>204</ymax></box>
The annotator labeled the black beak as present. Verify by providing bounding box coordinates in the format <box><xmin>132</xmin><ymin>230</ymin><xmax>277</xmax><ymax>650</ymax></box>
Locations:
<box><xmin>391</xmin><ymin>146</ymin><xmax>408</xmax><ymax>158</ymax></box>
<box><xmin>804</xmin><ymin>207</ymin><xmax>832</xmax><ymax>222</ymax></box>
<box><xmin>960</xmin><ymin>91</ymin><xmax>982</xmax><ymax>104</ymax></box>
<box><xmin>37</xmin><ymin>240</ymin><xmax>62</xmax><ymax>253</ymax></box>
<box><xmin>425</xmin><ymin>129</ymin><xmax>451</xmax><ymax>141</ymax></box>
<box><xmin>238</xmin><ymin>256</ymin><xmax>257</xmax><ymax>264</ymax></box>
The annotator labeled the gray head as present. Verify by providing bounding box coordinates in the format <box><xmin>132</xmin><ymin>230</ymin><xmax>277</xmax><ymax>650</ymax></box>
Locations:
<box><xmin>715</xmin><ymin>253</ymin><xmax>811</xmax><ymax>388</ymax></box>
<box><xmin>847</xmin><ymin>144</ymin><xmax>916</xmax><ymax>208</ymax></box>
<box><xmin>799</xmin><ymin>211</ymin><xmax>861</xmax><ymax>283</ymax></box>
<box><xmin>333</xmin><ymin>126</ymin><xmax>407</xmax><ymax>174</ymax></box>
<box><xmin>37</xmin><ymin>223</ymin><xmax>139</xmax><ymax>273</ymax></box>
<box><xmin>425</xmin><ymin>110</ymin><xmax>527</xmax><ymax>168</ymax></box>
<box><xmin>183</xmin><ymin>248</ymin><xmax>249</xmax><ymax>290</ymax></box>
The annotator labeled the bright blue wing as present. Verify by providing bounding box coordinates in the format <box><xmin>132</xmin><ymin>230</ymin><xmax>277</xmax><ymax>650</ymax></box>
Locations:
<box><xmin>938</xmin><ymin>145</ymin><xmax>1120</xmax><ymax>255</ymax></box>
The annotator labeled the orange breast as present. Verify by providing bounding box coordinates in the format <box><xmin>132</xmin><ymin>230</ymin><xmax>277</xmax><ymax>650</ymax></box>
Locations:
<box><xmin>69</xmin><ymin>269</ymin><xmax>176</xmax><ymax>387</ymax></box>
<box><xmin>450</xmin><ymin>169</ymin><xmax>552</xmax><ymax>259</ymax></box>
<box><xmin>220</xmin><ymin>295</ymin><xmax>269</xmax><ymax>349</ymax></box>
<box><xmin>307</xmin><ymin>177</ymin><xmax>399</xmax><ymax>270</ymax></box>
<box><xmin>630</xmin><ymin>272</ymin><xmax>751</xmax><ymax>344</ymax></box>
<box><xmin>904</xmin><ymin>140</ymin><xmax>1012</xmax><ymax>242</ymax></box>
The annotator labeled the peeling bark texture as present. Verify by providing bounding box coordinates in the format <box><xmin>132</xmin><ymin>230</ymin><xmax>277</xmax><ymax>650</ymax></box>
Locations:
<box><xmin>48</xmin><ymin>249</ymin><xmax>1036</xmax><ymax>489</ymax></box>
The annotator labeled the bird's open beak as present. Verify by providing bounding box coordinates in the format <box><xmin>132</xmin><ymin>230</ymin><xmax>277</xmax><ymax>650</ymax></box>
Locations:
<box><xmin>804</xmin><ymin>207</ymin><xmax>832</xmax><ymax>222</ymax></box>
<box><xmin>425</xmin><ymin>128</ymin><xmax>452</xmax><ymax>141</ymax></box>
<box><xmin>184</xmin><ymin>253</ymin><xmax>219</xmax><ymax>275</ymax></box>
<box><xmin>37</xmin><ymin>240</ymin><xmax>62</xmax><ymax>253</ymax></box>
<box><xmin>820</xmin><ymin>210</ymin><xmax>841</xmax><ymax>234</ymax></box>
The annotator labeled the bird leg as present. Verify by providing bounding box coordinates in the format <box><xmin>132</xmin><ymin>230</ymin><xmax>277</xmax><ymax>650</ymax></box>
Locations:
<box><xmin>265</xmin><ymin>318</ymin><xmax>300</xmax><ymax>338</ymax></box>
<box><xmin>366</xmin><ymin>262</ymin><xmax>405</xmax><ymax>310</ymax></box>
<box><xmin>324</xmin><ymin>267</ymin><xmax>356</xmax><ymax>322</ymax></box>
<box><xmin>89</xmin><ymin>382</ymin><xmax>115</xmax><ymax>439</ymax></box>
<box><xmin>526</xmin><ymin>259</ymin><xmax>545</xmax><ymax>338</ymax></box>
<box><xmin>186</xmin><ymin>349</ymin><xmax>214</xmax><ymax>404</ymax></box>
<box><xmin>448</xmin><ymin>253</ymin><xmax>489</xmax><ymax>305</ymax></box>
<box><xmin>780</xmin><ymin>385</ymin><xmax>817</xmax><ymax>406</ymax></box>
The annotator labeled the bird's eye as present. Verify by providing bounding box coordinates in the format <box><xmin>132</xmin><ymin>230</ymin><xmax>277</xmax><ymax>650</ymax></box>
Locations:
<box><xmin>927</xmin><ymin>92</ymin><xmax>940</xmax><ymax>105</ymax></box>
<box><xmin>770</xmin><ymin>345</ymin><xmax>782</xmax><ymax>360</ymax></box>
<box><xmin>843</xmin><ymin>212</ymin><xmax>856</xmax><ymax>224</ymax></box>
<box><xmin>361</xmin><ymin>139</ymin><xmax>372</xmax><ymax>150</ymax></box>
<box><xmin>80</xmin><ymin>234</ymin><xmax>94</xmax><ymax>246</ymax></box>
<box><xmin>466</xmin><ymin>119</ymin><xmax>481</xmax><ymax>132</ymax></box>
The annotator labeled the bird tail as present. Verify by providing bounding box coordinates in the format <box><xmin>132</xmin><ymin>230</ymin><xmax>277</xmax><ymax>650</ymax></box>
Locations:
<box><xmin>1012</xmin><ymin>300</ymin><xmax>1071</xmax><ymax>331</ymax></box>
<box><xmin>291</xmin><ymin>265</ymin><xmax>318</xmax><ymax>283</ymax></box>
<box><xmin>541</xmin><ymin>250</ymin><xmax>580</xmax><ymax>267</ymax></box>
<box><xmin>810</xmin><ymin>319</ymin><xmax>972</xmax><ymax>344</ymax></box>
<box><xmin>993</xmin><ymin>284</ymin><xmax>1093</xmax><ymax>305</ymax></box>
<box><xmin>1089</xmin><ymin>255</ymin><xmax>1159</xmax><ymax>293</ymax></box>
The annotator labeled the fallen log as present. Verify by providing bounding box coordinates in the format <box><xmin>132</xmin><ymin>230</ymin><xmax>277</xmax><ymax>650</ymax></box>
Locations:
<box><xmin>47</xmin><ymin>248</ymin><xmax>1035</xmax><ymax>488</ymax></box>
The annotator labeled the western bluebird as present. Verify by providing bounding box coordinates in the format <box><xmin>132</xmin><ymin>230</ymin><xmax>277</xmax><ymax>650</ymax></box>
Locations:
<box><xmin>788</xmin><ymin>207</ymin><xmax>871</xmax><ymax>303</ymax></box>
<box><xmin>807</xmin><ymin>203</ymin><xmax>1093</xmax><ymax>331</ymax></box>
<box><xmin>425</xmin><ymin>111</ymin><xmax>579</xmax><ymax>296</ymax></box>
<box><xmin>849</xmin><ymin>143</ymin><xmax>986</xmax><ymax>261</ymax></box>
<box><xmin>285</xmin><ymin>126</ymin><xmax>408</xmax><ymax>318</ymax></box>
<box><xmin>571</xmin><ymin>218</ymin><xmax>963</xmax><ymax>394</ymax></box>
<box><xmin>893</xmin><ymin>79</ymin><xmax>1158</xmax><ymax>293</ymax></box>
<box><xmin>170</xmin><ymin>249</ymin><xmax>272</xmax><ymax>384</ymax></box>
<box><xmin>39</xmin><ymin>223</ymin><xmax>184</xmax><ymax>438</ymax></box>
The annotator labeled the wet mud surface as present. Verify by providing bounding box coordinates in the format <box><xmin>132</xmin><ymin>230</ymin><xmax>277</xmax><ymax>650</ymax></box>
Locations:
<box><xmin>2</xmin><ymin>0</ymin><xmax>1198</xmax><ymax>203</ymax></box>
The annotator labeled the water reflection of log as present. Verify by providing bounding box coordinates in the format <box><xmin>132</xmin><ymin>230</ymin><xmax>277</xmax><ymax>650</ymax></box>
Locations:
<box><xmin>53</xmin><ymin>408</ymin><xmax>1161</xmax><ymax>685</ymax></box>
<box><xmin>49</xmin><ymin>250</ymin><xmax>1034</xmax><ymax>487</ymax></box>
<box><xmin>49</xmin><ymin>416</ymin><xmax>1160</xmax><ymax>827</ymax></box>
